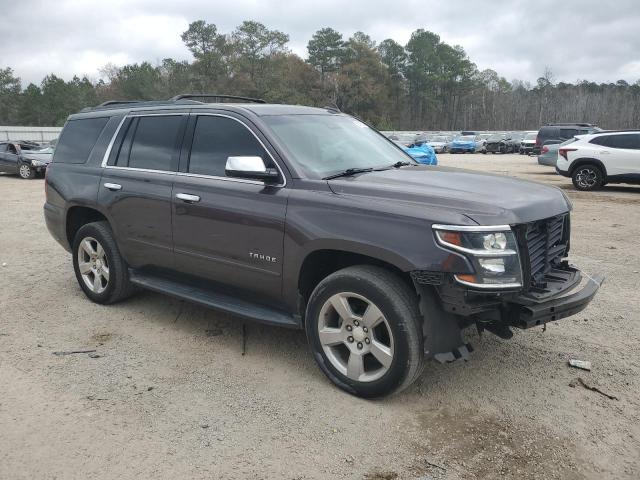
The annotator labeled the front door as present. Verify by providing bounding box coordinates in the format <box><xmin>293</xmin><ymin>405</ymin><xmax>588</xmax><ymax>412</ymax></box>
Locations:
<box><xmin>0</xmin><ymin>143</ymin><xmax>19</xmax><ymax>174</ymax></box>
<box><xmin>171</xmin><ymin>113</ymin><xmax>288</xmax><ymax>303</ymax></box>
<box><xmin>98</xmin><ymin>113</ymin><xmax>187</xmax><ymax>269</ymax></box>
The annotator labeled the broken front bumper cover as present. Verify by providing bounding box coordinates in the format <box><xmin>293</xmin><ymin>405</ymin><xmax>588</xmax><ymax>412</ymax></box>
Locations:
<box><xmin>506</xmin><ymin>270</ymin><xmax>604</xmax><ymax>329</ymax></box>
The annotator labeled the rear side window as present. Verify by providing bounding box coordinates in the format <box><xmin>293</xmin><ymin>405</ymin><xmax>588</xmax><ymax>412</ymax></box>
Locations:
<box><xmin>597</xmin><ymin>134</ymin><xmax>640</xmax><ymax>150</ymax></box>
<box><xmin>126</xmin><ymin>115</ymin><xmax>184</xmax><ymax>171</ymax></box>
<box><xmin>54</xmin><ymin>117</ymin><xmax>109</xmax><ymax>164</ymax></box>
<box><xmin>188</xmin><ymin>115</ymin><xmax>268</xmax><ymax>177</ymax></box>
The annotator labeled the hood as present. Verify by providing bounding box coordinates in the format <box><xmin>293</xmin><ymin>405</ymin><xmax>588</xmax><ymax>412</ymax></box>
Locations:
<box><xmin>327</xmin><ymin>165</ymin><xmax>570</xmax><ymax>225</ymax></box>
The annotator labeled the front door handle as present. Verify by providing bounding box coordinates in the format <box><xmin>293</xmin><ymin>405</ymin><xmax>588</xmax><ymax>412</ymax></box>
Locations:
<box><xmin>103</xmin><ymin>183</ymin><xmax>122</xmax><ymax>191</ymax></box>
<box><xmin>176</xmin><ymin>193</ymin><xmax>201</xmax><ymax>203</ymax></box>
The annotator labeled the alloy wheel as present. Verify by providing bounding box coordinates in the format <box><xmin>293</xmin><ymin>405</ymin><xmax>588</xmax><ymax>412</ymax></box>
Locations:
<box><xmin>575</xmin><ymin>167</ymin><xmax>598</xmax><ymax>189</ymax></box>
<box><xmin>317</xmin><ymin>292</ymin><xmax>394</xmax><ymax>382</ymax></box>
<box><xmin>77</xmin><ymin>236</ymin><xmax>110</xmax><ymax>294</ymax></box>
<box><xmin>19</xmin><ymin>165</ymin><xmax>32</xmax><ymax>179</ymax></box>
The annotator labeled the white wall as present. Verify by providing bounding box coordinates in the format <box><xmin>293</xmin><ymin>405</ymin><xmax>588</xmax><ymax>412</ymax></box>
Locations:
<box><xmin>0</xmin><ymin>126</ymin><xmax>62</xmax><ymax>142</ymax></box>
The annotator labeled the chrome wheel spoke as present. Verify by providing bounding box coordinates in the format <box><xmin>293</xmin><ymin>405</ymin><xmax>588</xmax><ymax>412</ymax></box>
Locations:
<box><xmin>346</xmin><ymin>352</ymin><xmax>365</xmax><ymax>380</ymax></box>
<box><xmin>81</xmin><ymin>239</ymin><xmax>96</xmax><ymax>257</ymax></box>
<box><xmin>361</xmin><ymin>303</ymin><xmax>383</xmax><ymax>328</ymax></box>
<box><xmin>329</xmin><ymin>294</ymin><xmax>355</xmax><ymax>321</ymax></box>
<box><xmin>93</xmin><ymin>274</ymin><xmax>103</xmax><ymax>292</ymax></box>
<box><xmin>100</xmin><ymin>266</ymin><xmax>110</xmax><ymax>282</ymax></box>
<box><xmin>370</xmin><ymin>340</ymin><xmax>393</xmax><ymax>368</ymax></box>
<box><xmin>96</xmin><ymin>243</ymin><xmax>105</xmax><ymax>260</ymax></box>
<box><xmin>318</xmin><ymin>327</ymin><xmax>344</xmax><ymax>346</ymax></box>
<box><xmin>78</xmin><ymin>262</ymin><xmax>92</xmax><ymax>274</ymax></box>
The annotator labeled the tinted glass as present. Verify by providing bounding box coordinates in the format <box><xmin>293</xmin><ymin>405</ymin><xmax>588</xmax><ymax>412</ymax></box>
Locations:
<box><xmin>0</xmin><ymin>143</ymin><xmax>7</xmax><ymax>153</ymax></box>
<box><xmin>188</xmin><ymin>116</ymin><xmax>268</xmax><ymax>177</ymax></box>
<box><xmin>560</xmin><ymin>129</ymin><xmax>578</xmax><ymax>139</ymax></box>
<box><xmin>589</xmin><ymin>136</ymin><xmax>610</xmax><ymax>146</ymax></box>
<box><xmin>128</xmin><ymin>115</ymin><xmax>183</xmax><ymax>171</ymax></box>
<box><xmin>605</xmin><ymin>134</ymin><xmax>640</xmax><ymax>149</ymax></box>
<box><xmin>54</xmin><ymin>117</ymin><xmax>109</xmax><ymax>164</ymax></box>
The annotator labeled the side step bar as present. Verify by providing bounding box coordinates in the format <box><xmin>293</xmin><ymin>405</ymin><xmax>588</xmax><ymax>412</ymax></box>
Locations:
<box><xmin>129</xmin><ymin>270</ymin><xmax>300</xmax><ymax>329</ymax></box>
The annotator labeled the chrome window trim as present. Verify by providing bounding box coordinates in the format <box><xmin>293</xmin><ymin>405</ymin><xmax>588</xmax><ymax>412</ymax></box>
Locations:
<box><xmin>454</xmin><ymin>275</ymin><xmax>522</xmax><ymax>290</ymax></box>
<box><xmin>100</xmin><ymin>111</ymin><xmax>287</xmax><ymax>187</ymax></box>
<box><xmin>432</xmin><ymin>224</ymin><xmax>512</xmax><ymax>232</ymax></box>
<box><xmin>187</xmin><ymin>112</ymin><xmax>286</xmax><ymax>188</ymax></box>
<box><xmin>433</xmin><ymin>230</ymin><xmax>517</xmax><ymax>257</ymax></box>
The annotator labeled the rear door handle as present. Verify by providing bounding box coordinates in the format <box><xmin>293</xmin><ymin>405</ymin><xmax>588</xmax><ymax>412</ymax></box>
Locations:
<box><xmin>103</xmin><ymin>183</ymin><xmax>122</xmax><ymax>191</ymax></box>
<box><xmin>176</xmin><ymin>193</ymin><xmax>201</xmax><ymax>203</ymax></box>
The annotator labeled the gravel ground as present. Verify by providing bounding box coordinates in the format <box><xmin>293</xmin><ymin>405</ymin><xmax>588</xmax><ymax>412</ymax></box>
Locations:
<box><xmin>1</xmin><ymin>153</ymin><xmax>638</xmax><ymax>479</ymax></box>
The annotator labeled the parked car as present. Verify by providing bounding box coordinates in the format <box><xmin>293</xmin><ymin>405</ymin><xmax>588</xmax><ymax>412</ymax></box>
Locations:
<box><xmin>506</xmin><ymin>132</ymin><xmax>525</xmax><ymax>153</ymax></box>
<box><xmin>537</xmin><ymin>142</ymin><xmax>563</xmax><ymax>166</ymax></box>
<box><xmin>485</xmin><ymin>134</ymin><xmax>510</xmax><ymax>154</ymax></box>
<box><xmin>391</xmin><ymin>140</ymin><xmax>438</xmax><ymax>165</ymax></box>
<box><xmin>44</xmin><ymin>95</ymin><xmax>602</xmax><ymax>398</ymax></box>
<box><xmin>426</xmin><ymin>135</ymin><xmax>451</xmax><ymax>153</ymax></box>
<box><xmin>449</xmin><ymin>135</ymin><xmax>479</xmax><ymax>153</ymax></box>
<box><xmin>477</xmin><ymin>134</ymin><xmax>492</xmax><ymax>153</ymax></box>
<box><xmin>0</xmin><ymin>141</ymin><xmax>52</xmax><ymax>179</ymax></box>
<box><xmin>555</xmin><ymin>130</ymin><xmax>640</xmax><ymax>190</ymax></box>
<box><xmin>519</xmin><ymin>132</ymin><xmax>538</xmax><ymax>155</ymax></box>
<box><xmin>535</xmin><ymin>123</ymin><xmax>601</xmax><ymax>155</ymax></box>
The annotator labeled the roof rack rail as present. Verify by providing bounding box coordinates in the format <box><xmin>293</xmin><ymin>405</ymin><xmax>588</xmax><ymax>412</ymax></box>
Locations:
<box><xmin>97</xmin><ymin>100</ymin><xmax>145</xmax><ymax>107</ymax></box>
<box><xmin>169</xmin><ymin>94</ymin><xmax>266</xmax><ymax>104</ymax></box>
<box><xmin>546</xmin><ymin>122</ymin><xmax>595</xmax><ymax>127</ymax></box>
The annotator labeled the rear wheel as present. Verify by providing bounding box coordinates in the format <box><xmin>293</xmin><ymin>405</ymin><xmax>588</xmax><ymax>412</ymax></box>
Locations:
<box><xmin>72</xmin><ymin>221</ymin><xmax>134</xmax><ymax>304</ymax></box>
<box><xmin>18</xmin><ymin>163</ymin><xmax>35</xmax><ymax>179</ymax></box>
<box><xmin>572</xmin><ymin>164</ymin><xmax>603</xmax><ymax>191</ymax></box>
<box><xmin>305</xmin><ymin>265</ymin><xmax>424</xmax><ymax>398</ymax></box>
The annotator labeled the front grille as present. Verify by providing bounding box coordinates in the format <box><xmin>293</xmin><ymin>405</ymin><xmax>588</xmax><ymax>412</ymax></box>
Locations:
<box><xmin>519</xmin><ymin>214</ymin><xmax>570</xmax><ymax>289</ymax></box>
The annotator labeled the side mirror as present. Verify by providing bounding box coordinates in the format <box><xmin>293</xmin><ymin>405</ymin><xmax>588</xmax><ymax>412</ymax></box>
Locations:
<box><xmin>225</xmin><ymin>156</ymin><xmax>279</xmax><ymax>182</ymax></box>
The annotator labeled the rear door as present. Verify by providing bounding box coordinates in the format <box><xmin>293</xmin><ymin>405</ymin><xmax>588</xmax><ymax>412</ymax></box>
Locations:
<box><xmin>171</xmin><ymin>112</ymin><xmax>288</xmax><ymax>303</ymax></box>
<box><xmin>98</xmin><ymin>112</ymin><xmax>187</xmax><ymax>270</ymax></box>
<box><xmin>604</xmin><ymin>134</ymin><xmax>640</xmax><ymax>176</ymax></box>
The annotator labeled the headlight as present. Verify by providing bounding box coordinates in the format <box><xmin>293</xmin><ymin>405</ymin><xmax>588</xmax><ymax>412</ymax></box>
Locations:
<box><xmin>433</xmin><ymin>225</ymin><xmax>523</xmax><ymax>289</ymax></box>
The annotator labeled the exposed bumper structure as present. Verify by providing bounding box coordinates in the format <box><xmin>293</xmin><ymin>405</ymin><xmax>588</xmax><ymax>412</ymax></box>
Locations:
<box><xmin>507</xmin><ymin>271</ymin><xmax>604</xmax><ymax>329</ymax></box>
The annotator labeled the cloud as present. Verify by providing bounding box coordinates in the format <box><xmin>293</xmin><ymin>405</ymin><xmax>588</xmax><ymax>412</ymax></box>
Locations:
<box><xmin>1</xmin><ymin>0</ymin><xmax>639</xmax><ymax>86</ymax></box>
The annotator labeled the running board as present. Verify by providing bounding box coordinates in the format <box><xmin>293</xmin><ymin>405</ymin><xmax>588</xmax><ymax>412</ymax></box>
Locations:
<box><xmin>128</xmin><ymin>270</ymin><xmax>299</xmax><ymax>328</ymax></box>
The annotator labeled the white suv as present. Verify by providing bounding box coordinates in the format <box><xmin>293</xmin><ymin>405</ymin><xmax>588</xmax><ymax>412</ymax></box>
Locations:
<box><xmin>556</xmin><ymin>131</ymin><xmax>640</xmax><ymax>190</ymax></box>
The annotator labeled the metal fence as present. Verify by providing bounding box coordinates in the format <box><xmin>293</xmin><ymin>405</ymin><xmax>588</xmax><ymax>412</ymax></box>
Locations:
<box><xmin>0</xmin><ymin>126</ymin><xmax>62</xmax><ymax>143</ymax></box>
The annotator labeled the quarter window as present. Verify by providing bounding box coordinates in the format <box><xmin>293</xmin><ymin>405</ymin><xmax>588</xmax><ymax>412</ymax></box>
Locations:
<box><xmin>125</xmin><ymin>116</ymin><xmax>184</xmax><ymax>171</ymax></box>
<box><xmin>188</xmin><ymin>116</ymin><xmax>268</xmax><ymax>177</ymax></box>
<box><xmin>54</xmin><ymin>117</ymin><xmax>109</xmax><ymax>164</ymax></box>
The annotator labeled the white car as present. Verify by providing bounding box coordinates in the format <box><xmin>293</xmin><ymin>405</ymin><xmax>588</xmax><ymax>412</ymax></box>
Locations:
<box><xmin>427</xmin><ymin>135</ymin><xmax>451</xmax><ymax>153</ymax></box>
<box><xmin>555</xmin><ymin>131</ymin><xmax>640</xmax><ymax>190</ymax></box>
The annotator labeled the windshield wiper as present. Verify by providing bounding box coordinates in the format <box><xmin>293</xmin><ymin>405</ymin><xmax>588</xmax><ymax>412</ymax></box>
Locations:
<box><xmin>323</xmin><ymin>167</ymin><xmax>374</xmax><ymax>180</ymax></box>
<box><xmin>389</xmin><ymin>161</ymin><xmax>413</xmax><ymax>168</ymax></box>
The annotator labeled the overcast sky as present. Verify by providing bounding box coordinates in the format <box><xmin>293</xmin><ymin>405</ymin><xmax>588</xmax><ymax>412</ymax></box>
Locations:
<box><xmin>2</xmin><ymin>0</ymin><xmax>639</xmax><ymax>87</ymax></box>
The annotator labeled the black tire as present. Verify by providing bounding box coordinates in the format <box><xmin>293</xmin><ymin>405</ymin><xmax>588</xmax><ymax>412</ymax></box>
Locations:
<box><xmin>305</xmin><ymin>265</ymin><xmax>424</xmax><ymax>398</ymax></box>
<box><xmin>571</xmin><ymin>164</ymin><xmax>604</xmax><ymax>191</ymax></box>
<box><xmin>18</xmin><ymin>163</ymin><xmax>36</xmax><ymax>179</ymax></box>
<box><xmin>72</xmin><ymin>221</ymin><xmax>135</xmax><ymax>304</ymax></box>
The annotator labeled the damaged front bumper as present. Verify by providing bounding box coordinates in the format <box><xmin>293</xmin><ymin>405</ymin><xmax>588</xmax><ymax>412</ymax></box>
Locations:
<box><xmin>506</xmin><ymin>269</ymin><xmax>604</xmax><ymax>329</ymax></box>
<box><xmin>413</xmin><ymin>265</ymin><xmax>604</xmax><ymax>363</ymax></box>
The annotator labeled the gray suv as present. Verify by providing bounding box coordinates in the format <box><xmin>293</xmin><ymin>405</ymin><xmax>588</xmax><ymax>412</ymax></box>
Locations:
<box><xmin>44</xmin><ymin>95</ymin><xmax>603</xmax><ymax>397</ymax></box>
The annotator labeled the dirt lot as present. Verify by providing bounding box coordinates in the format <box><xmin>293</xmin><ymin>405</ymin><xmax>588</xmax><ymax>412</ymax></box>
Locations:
<box><xmin>1</xmin><ymin>153</ymin><xmax>639</xmax><ymax>479</ymax></box>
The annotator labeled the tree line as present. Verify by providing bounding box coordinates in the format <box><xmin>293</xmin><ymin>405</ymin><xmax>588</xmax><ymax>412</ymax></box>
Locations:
<box><xmin>1</xmin><ymin>20</ymin><xmax>639</xmax><ymax>130</ymax></box>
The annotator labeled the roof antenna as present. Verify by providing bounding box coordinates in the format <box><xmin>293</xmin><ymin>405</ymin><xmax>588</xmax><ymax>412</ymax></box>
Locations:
<box><xmin>324</xmin><ymin>102</ymin><xmax>341</xmax><ymax>113</ymax></box>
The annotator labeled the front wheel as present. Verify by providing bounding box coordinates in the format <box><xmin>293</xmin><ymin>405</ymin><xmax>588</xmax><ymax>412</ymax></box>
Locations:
<box><xmin>18</xmin><ymin>163</ymin><xmax>36</xmax><ymax>179</ymax></box>
<box><xmin>572</xmin><ymin>164</ymin><xmax>603</xmax><ymax>191</ymax></box>
<box><xmin>305</xmin><ymin>265</ymin><xmax>424</xmax><ymax>398</ymax></box>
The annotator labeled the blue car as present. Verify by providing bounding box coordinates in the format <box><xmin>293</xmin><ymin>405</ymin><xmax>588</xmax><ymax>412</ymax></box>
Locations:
<box><xmin>449</xmin><ymin>135</ymin><xmax>479</xmax><ymax>154</ymax></box>
<box><xmin>391</xmin><ymin>140</ymin><xmax>438</xmax><ymax>165</ymax></box>
<box><xmin>405</xmin><ymin>143</ymin><xmax>438</xmax><ymax>165</ymax></box>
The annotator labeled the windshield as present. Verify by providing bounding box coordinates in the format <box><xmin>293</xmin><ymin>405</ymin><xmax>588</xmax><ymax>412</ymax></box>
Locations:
<box><xmin>457</xmin><ymin>135</ymin><xmax>475</xmax><ymax>141</ymax></box>
<box><xmin>263</xmin><ymin>114</ymin><xmax>414</xmax><ymax>178</ymax></box>
<box><xmin>525</xmin><ymin>132</ymin><xmax>537</xmax><ymax>140</ymax></box>
<box><xmin>431</xmin><ymin>136</ymin><xmax>448</xmax><ymax>142</ymax></box>
<box><xmin>488</xmin><ymin>134</ymin><xmax>505</xmax><ymax>141</ymax></box>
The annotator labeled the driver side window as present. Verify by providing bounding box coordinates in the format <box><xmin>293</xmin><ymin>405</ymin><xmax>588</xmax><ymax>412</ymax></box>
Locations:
<box><xmin>188</xmin><ymin>115</ymin><xmax>269</xmax><ymax>177</ymax></box>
